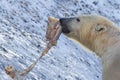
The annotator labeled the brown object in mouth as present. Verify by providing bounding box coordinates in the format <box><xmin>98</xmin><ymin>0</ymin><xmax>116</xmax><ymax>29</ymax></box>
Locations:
<box><xmin>46</xmin><ymin>16</ymin><xmax>62</xmax><ymax>46</ymax></box>
<box><xmin>42</xmin><ymin>17</ymin><xmax>62</xmax><ymax>57</ymax></box>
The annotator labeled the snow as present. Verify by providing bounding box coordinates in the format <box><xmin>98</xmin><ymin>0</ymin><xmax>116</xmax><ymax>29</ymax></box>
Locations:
<box><xmin>0</xmin><ymin>0</ymin><xmax>120</xmax><ymax>80</ymax></box>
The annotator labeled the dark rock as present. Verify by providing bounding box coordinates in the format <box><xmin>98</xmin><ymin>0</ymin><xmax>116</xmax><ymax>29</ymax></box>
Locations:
<box><xmin>93</xmin><ymin>1</ymin><xmax>98</xmax><ymax>5</ymax></box>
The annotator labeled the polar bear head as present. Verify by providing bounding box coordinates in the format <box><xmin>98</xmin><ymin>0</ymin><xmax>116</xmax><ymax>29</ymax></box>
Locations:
<box><xmin>60</xmin><ymin>15</ymin><xmax>120</xmax><ymax>57</ymax></box>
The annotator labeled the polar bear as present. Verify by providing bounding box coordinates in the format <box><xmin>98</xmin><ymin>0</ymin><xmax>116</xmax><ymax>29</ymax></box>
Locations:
<box><xmin>60</xmin><ymin>15</ymin><xmax>120</xmax><ymax>80</ymax></box>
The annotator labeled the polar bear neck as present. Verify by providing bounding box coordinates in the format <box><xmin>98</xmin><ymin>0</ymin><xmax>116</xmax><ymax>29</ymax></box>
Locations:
<box><xmin>94</xmin><ymin>38</ymin><xmax>119</xmax><ymax>57</ymax></box>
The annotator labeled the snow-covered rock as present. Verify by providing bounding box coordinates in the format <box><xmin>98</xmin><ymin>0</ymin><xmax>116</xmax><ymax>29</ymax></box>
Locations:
<box><xmin>0</xmin><ymin>0</ymin><xmax>120</xmax><ymax>80</ymax></box>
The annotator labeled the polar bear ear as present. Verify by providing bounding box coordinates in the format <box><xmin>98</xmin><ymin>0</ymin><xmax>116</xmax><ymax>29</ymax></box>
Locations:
<box><xmin>95</xmin><ymin>24</ymin><xmax>107</xmax><ymax>32</ymax></box>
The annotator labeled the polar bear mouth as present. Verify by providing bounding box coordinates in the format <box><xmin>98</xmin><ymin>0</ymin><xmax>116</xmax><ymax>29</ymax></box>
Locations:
<box><xmin>61</xmin><ymin>25</ymin><xmax>71</xmax><ymax>34</ymax></box>
<box><xmin>60</xmin><ymin>18</ymin><xmax>71</xmax><ymax>34</ymax></box>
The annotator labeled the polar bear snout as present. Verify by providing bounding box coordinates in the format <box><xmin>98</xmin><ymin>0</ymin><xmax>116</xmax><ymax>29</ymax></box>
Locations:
<box><xmin>60</xmin><ymin>18</ymin><xmax>73</xmax><ymax>34</ymax></box>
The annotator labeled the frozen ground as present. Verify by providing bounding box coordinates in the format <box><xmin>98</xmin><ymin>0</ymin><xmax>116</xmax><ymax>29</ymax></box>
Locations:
<box><xmin>0</xmin><ymin>0</ymin><xmax>120</xmax><ymax>80</ymax></box>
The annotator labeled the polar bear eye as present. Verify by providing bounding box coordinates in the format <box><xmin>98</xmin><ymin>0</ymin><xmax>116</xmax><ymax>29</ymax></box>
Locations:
<box><xmin>76</xmin><ymin>18</ymin><xmax>80</xmax><ymax>22</ymax></box>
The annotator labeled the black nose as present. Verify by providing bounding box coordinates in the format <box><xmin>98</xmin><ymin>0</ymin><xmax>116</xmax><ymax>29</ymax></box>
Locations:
<box><xmin>60</xmin><ymin>18</ymin><xmax>71</xmax><ymax>34</ymax></box>
<box><xmin>60</xmin><ymin>18</ymin><xmax>69</xmax><ymax>26</ymax></box>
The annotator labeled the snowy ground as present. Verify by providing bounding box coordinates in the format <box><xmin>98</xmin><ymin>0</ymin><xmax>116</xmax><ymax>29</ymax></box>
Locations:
<box><xmin>0</xmin><ymin>0</ymin><xmax>120</xmax><ymax>80</ymax></box>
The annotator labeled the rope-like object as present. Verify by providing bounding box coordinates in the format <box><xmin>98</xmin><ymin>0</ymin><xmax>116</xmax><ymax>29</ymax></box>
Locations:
<box><xmin>5</xmin><ymin>17</ymin><xmax>61</xmax><ymax>80</ymax></box>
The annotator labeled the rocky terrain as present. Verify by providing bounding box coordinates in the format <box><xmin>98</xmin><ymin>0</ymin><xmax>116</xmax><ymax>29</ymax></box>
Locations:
<box><xmin>0</xmin><ymin>0</ymin><xmax>120</xmax><ymax>80</ymax></box>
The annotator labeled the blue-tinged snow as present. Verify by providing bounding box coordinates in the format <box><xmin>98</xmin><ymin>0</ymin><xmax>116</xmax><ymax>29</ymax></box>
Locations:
<box><xmin>0</xmin><ymin>0</ymin><xmax>120</xmax><ymax>80</ymax></box>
